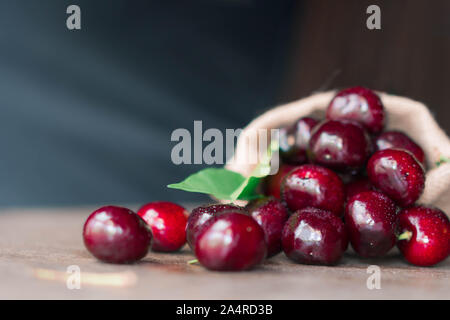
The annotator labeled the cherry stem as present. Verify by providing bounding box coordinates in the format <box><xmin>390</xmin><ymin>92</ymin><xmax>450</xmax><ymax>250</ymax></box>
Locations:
<box><xmin>436</xmin><ymin>155</ymin><xmax>450</xmax><ymax>167</ymax></box>
<box><xmin>187</xmin><ymin>259</ymin><xmax>199</xmax><ymax>265</ymax></box>
<box><xmin>397</xmin><ymin>231</ymin><xmax>412</xmax><ymax>241</ymax></box>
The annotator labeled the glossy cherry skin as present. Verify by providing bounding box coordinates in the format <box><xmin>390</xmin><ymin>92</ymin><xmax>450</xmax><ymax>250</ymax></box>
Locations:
<box><xmin>281</xmin><ymin>164</ymin><xmax>345</xmax><ymax>216</ymax></box>
<box><xmin>367</xmin><ymin>149</ymin><xmax>425</xmax><ymax>207</ymax></box>
<box><xmin>308</xmin><ymin>120</ymin><xmax>372</xmax><ymax>173</ymax></box>
<box><xmin>138</xmin><ymin>202</ymin><xmax>188</xmax><ymax>252</ymax></box>
<box><xmin>195</xmin><ymin>211</ymin><xmax>267</xmax><ymax>271</ymax></box>
<box><xmin>186</xmin><ymin>203</ymin><xmax>244</xmax><ymax>250</ymax></box>
<box><xmin>280</xmin><ymin>117</ymin><xmax>319</xmax><ymax>165</ymax></box>
<box><xmin>375</xmin><ymin>131</ymin><xmax>426</xmax><ymax>168</ymax></box>
<box><xmin>397</xmin><ymin>206</ymin><xmax>450</xmax><ymax>267</ymax></box>
<box><xmin>345</xmin><ymin>191</ymin><xmax>398</xmax><ymax>257</ymax></box>
<box><xmin>246</xmin><ymin>197</ymin><xmax>289</xmax><ymax>257</ymax></box>
<box><xmin>345</xmin><ymin>178</ymin><xmax>373</xmax><ymax>201</ymax></box>
<box><xmin>83</xmin><ymin>206</ymin><xmax>152</xmax><ymax>264</ymax></box>
<box><xmin>327</xmin><ymin>86</ymin><xmax>385</xmax><ymax>134</ymax></box>
<box><xmin>263</xmin><ymin>164</ymin><xmax>295</xmax><ymax>199</ymax></box>
<box><xmin>282</xmin><ymin>207</ymin><xmax>348</xmax><ymax>265</ymax></box>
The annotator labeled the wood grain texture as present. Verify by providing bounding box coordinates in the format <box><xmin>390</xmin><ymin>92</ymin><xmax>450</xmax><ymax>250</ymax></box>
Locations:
<box><xmin>0</xmin><ymin>206</ymin><xmax>448</xmax><ymax>300</ymax></box>
<box><xmin>282</xmin><ymin>0</ymin><xmax>450</xmax><ymax>134</ymax></box>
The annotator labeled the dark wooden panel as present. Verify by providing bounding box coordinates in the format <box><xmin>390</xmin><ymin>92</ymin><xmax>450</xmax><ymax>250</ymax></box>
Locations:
<box><xmin>282</xmin><ymin>0</ymin><xmax>450</xmax><ymax>134</ymax></box>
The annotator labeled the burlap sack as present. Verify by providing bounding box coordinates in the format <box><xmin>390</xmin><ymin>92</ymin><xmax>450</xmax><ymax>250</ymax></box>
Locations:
<box><xmin>226</xmin><ymin>91</ymin><xmax>450</xmax><ymax>215</ymax></box>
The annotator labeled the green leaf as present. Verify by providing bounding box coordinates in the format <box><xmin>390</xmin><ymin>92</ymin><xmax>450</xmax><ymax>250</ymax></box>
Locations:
<box><xmin>167</xmin><ymin>139</ymin><xmax>279</xmax><ymax>201</ymax></box>
<box><xmin>167</xmin><ymin>168</ymin><xmax>247</xmax><ymax>200</ymax></box>
<box><xmin>230</xmin><ymin>140</ymin><xmax>279</xmax><ymax>200</ymax></box>
<box><xmin>230</xmin><ymin>175</ymin><xmax>262</xmax><ymax>201</ymax></box>
<box><xmin>167</xmin><ymin>167</ymin><xmax>262</xmax><ymax>201</ymax></box>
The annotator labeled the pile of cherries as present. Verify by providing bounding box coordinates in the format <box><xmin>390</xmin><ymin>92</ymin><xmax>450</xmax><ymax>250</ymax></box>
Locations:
<box><xmin>83</xmin><ymin>87</ymin><xmax>450</xmax><ymax>271</ymax></box>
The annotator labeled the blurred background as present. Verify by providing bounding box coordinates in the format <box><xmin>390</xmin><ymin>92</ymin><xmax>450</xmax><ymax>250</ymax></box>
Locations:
<box><xmin>0</xmin><ymin>0</ymin><xmax>448</xmax><ymax>207</ymax></box>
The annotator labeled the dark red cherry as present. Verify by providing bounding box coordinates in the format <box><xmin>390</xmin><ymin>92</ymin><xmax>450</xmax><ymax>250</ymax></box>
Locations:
<box><xmin>138</xmin><ymin>201</ymin><xmax>188</xmax><ymax>252</ymax></box>
<box><xmin>345</xmin><ymin>178</ymin><xmax>373</xmax><ymax>201</ymax></box>
<box><xmin>308</xmin><ymin>120</ymin><xmax>372</xmax><ymax>173</ymax></box>
<box><xmin>280</xmin><ymin>117</ymin><xmax>319</xmax><ymax>165</ymax></box>
<box><xmin>186</xmin><ymin>203</ymin><xmax>244</xmax><ymax>250</ymax></box>
<box><xmin>263</xmin><ymin>164</ymin><xmax>295</xmax><ymax>199</ymax></box>
<box><xmin>282</xmin><ymin>207</ymin><xmax>348</xmax><ymax>265</ymax></box>
<box><xmin>281</xmin><ymin>164</ymin><xmax>345</xmax><ymax>216</ymax></box>
<box><xmin>397</xmin><ymin>206</ymin><xmax>450</xmax><ymax>267</ymax></box>
<box><xmin>345</xmin><ymin>191</ymin><xmax>398</xmax><ymax>258</ymax></box>
<box><xmin>367</xmin><ymin>149</ymin><xmax>425</xmax><ymax>207</ymax></box>
<box><xmin>375</xmin><ymin>131</ymin><xmax>426</xmax><ymax>168</ymax></box>
<box><xmin>327</xmin><ymin>86</ymin><xmax>385</xmax><ymax>134</ymax></box>
<box><xmin>83</xmin><ymin>206</ymin><xmax>152</xmax><ymax>264</ymax></box>
<box><xmin>246</xmin><ymin>197</ymin><xmax>289</xmax><ymax>257</ymax></box>
<box><xmin>195</xmin><ymin>211</ymin><xmax>267</xmax><ymax>271</ymax></box>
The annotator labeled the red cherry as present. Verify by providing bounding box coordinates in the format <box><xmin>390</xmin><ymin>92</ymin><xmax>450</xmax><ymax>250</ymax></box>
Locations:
<box><xmin>327</xmin><ymin>86</ymin><xmax>385</xmax><ymax>134</ymax></box>
<box><xmin>397</xmin><ymin>206</ymin><xmax>450</xmax><ymax>267</ymax></box>
<box><xmin>195</xmin><ymin>211</ymin><xmax>267</xmax><ymax>271</ymax></box>
<box><xmin>367</xmin><ymin>149</ymin><xmax>425</xmax><ymax>207</ymax></box>
<box><xmin>83</xmin><ymin>206</ymin><xmax>152</xmax><ymax>263</ymax></box>
<box><xmin>246</xmin><ymin>197</ymin><xmax>289</xmax><ymax>257</ymax></box>
<box><xmin>263</xmin><ymin>164</ymin><xmax>295</xmax><ymax>199</ymax></box>
<box><xmin>375</xmin><ymin>131</ymin><xmax>426</xmax><ymax>168</ymax></box>
<box><xmin>138</xmin><ymin>201</ymin><xmax>188</xmax><ymax>252</ymax></box>
<box><xmin>345</xmin><ymin>191</ymin><xmax>398</xmax><ymax>257</ymax></box>
<box><xmin>345</xmin><ymin>178</ymin><xmax>373</xmax><ymax>201</ymax></box>
<box><xmin>186</xmin><ymin>203</ymin><xmax>244</xmax><ymax>250</ymax></box>
<box><xmin>308</xmin><ymin>120</ymin><xmax>372</xmax><ymax>173</ymax></box>
<box><xmin>280</xmin><ymin>117</ymin><xmax>319</xmax><ymax>165</ymax></box>
<box><xmin>282</xmin><ymin>207</ymin><xmax>348</xmax><ymax>265</ymax></box>
<box><xmin>281</xmin><ymin>164</ymin><xmax>345</xmax><ymax>216</ymax></box>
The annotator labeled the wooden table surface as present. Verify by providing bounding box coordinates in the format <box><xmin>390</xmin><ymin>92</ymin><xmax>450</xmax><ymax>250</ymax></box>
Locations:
<box><xmin>0</xmin><ymin>205</ymin><xmax>448</xmax><ymax>300</ymax></box>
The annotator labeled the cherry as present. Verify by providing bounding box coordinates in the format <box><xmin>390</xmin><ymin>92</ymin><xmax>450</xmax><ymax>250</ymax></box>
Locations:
<box><xmin>138</xmin><ymin>201</ymin><xmax>188</xmax><ymax>252</ymax></box>
<box><xmin>282</xmin><ymin>207</ymin><xmax>348</xmax><ymax>265</ymax></box>
<box><xmin>375</xmin><ymin>131</ymin><xmax>426</xmax><ymax>168</ymax></box>
<box><xmin>246</xmin><ymin>197</ymin><xmax>289</xmax><ymax>257</ymax></box>
<box><xmin>263</xmin><ymin>164</ymin><xmax>295</xmax><ymax>199</ymax></box>
<box><xmin>186</xmin><ymin>203</ymin><xmax>244</xmax><ymax>250</ymax></box>
<box><xmin>83</xmin><ymin>206</ymin><xmax>152</xmax><ymax>264</ymax></box>
<box><xmin>194</xmin><ymin>211</ymin><xmax>267</xmax><ymax>271</ymax></box>
<box><xmin>397</xmin><ymin>206</ymin><xmax>450</xmax><ymax>266</ymax></box>
<box><xmin>280</xmin><ymin>117</ymin><xmax>319</xmax><ymax>165</ymax></box>
<box><xmin>327</xmin><ymin>86</ymin><xmax>385</xmax><ymax>134</ymax></box>
<box><xmin>345</xmin><ymin>178</ymin><xmax>373</xmax><ymax>201</ymax></box>
<box><xmin>345</xmin><ymin>191</ymin><xmax>398</xmax><ymax>257</ymax></box>
<box><xmin>308</xmin><ymin>120</ymin><xmax>372</xmax><ymax>173</ymax></box>
<box><xmin>281</xmin><ymin>164</ymin><xmax>345</xmax><ymax>216</ymax></box>
<box><xmin>367</xmin><ymin>149</ymin><xmax>425</xmax><ymax>207</ymax></box>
